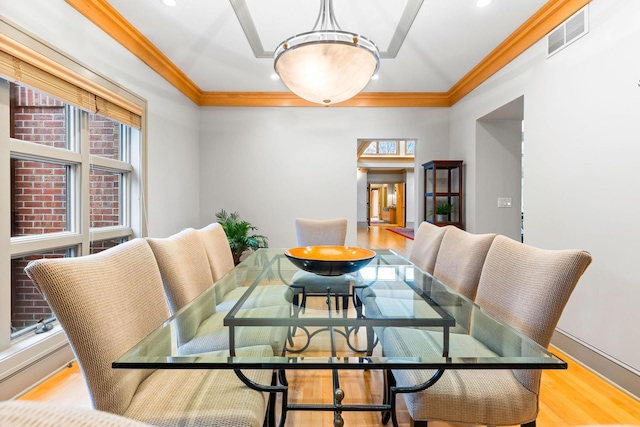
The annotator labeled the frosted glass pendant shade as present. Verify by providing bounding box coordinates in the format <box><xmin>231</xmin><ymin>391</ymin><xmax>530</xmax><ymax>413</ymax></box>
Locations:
<box><xmin>273</xmin><ymin>0</ymin><xmax>380</xmax><ymax>105</ymax></box>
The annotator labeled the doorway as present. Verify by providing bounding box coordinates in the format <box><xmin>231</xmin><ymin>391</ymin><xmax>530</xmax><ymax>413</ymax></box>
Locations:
<box><xmin>368</xmin><ymin>182</ymin><xmax>405</xmax><ymax>227</ymax></box>
<box><xmin>356</xmin><ymin>139</ymin><xmax>415</xmax><ymax>229</ymax></box>
<box><xmin>475</xmin><ymin>96</ymin><xmax>524</xmax><ymax>241</ymax></box>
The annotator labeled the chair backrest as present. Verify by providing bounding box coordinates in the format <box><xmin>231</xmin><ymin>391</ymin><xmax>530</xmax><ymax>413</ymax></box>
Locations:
<box><xmin>408</xmin><ymin>222</ymin><xmax>448</xmax><ymax>274</ymax></box>
<box><xmin>0</xmin><ymin>401</ymin><xmax>153</xmax><ymax>427</ymax></box>
<box><xmin>147</xmin><ymin>228</ymin><xmax>216</xmax><ymax>314</ymax></box>
<box><xmin>433</xmin><ymin>227</ymin><xmax>496</xmax><ymax>300</ymax></box>
<box><xmin>195</xmin><ymin>223</ymin><xmax>238</xmax><ymax>303</ymax></box>
<box><xmin>196</xmin><ymin>223</ymin><xmax>235</xmax><ymax>281</ymax></box>
<box><xmin>295</xmin><ymin>218</ymin><xmax>347</xmax><ymax>246</ymax></box>
<box><xmin>474</xmin><ymin>235</ymin><xmax>592</xmax><ymax>392</ymax></box>
<box><xmin>24</xmin><ymin>239</ymin><xmax>170</xmax><ymax>415</ymax></box>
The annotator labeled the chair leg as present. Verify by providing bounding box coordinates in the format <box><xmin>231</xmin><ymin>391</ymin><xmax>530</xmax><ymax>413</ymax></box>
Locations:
<box><xmin>300</xmin><ymin>291</ymin><xmax>307</xmax><ymax>313</ymax></box>
<box><xmin>410</xmin><ymin>420</ymin><xmax>428</xmax><ymax>427</ymax></box>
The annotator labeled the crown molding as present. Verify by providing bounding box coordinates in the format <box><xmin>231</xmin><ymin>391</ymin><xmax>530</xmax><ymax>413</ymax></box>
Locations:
<box><xmin>64</xmin><ymin>0</ymin><xmax>201</xmax><ymax>104</ymax></box>
<box><xmin>65</xmin><ymin>0</ymin><xmax>590</xmax><ymax>108</ymax></box>
<box><xmin>448</xmin><ymin>0</ymin><xmax>591</xmax><ymax>104</ymax></box>
<box><xmin>199</xmin><ymin>91</ymin><xmax>451</xmax><ymax>107</ymax></box>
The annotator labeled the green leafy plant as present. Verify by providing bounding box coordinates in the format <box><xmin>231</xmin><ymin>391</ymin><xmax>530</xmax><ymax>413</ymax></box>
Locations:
<box><xmin>435</xmin><ymin>202</ymin><xmax>452</xmax><ymax>215</ymax></box>
<box><xmin>215</xmin><ymin>209</ymin><xmax>268</xmax><ymax>265</ymax></box>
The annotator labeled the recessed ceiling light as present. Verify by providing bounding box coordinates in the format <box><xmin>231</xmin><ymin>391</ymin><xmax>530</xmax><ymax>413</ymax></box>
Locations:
<box><xmin>270</xmin><ymin>73</ymin><xmax>280</xmax><ymax>80</ymax></box>
<box><xmin>476</xmin><ymin>0</ymin><xmax>492</xmax><ymax>7</ymax></box>
<box><xmin>371</xmin><ymin>74</ymin><xmax>379</xmax><ymax>80</ymax></box>
<box><xmin>160</xmin><ymin>0</ymin><xmax>177</xmax><ymax>7</ymax></box>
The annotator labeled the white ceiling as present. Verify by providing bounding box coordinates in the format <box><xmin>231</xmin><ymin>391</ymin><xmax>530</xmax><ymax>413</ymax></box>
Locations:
<box><xmin>105</xmin><ymin>0</ymin><xmax>548</xmax><ymax>93</ymax></box>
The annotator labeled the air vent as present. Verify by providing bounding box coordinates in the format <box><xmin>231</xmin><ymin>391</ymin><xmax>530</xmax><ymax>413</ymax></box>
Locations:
<box><xmin>547</xmin><ymin>5</ymin><xmax>589</xmax><ymax>57</ymax></box>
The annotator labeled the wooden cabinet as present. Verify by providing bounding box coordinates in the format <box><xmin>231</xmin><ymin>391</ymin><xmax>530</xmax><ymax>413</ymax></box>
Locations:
<box><xmin>381</xmin><ymin>207</ymin><xmax>396</xmax><ymax>223</ymax></box>
<box><xmin>423</xmin><ymin>160</ymin><xmax>463</xmax><ymax>229</ymax></box>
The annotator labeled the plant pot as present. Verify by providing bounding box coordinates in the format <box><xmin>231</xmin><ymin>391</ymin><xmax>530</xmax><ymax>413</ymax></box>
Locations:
<box><xmin>436</xmin><ymin>214</ymin><xmax>448</xmax><ymax>222</ymax></box>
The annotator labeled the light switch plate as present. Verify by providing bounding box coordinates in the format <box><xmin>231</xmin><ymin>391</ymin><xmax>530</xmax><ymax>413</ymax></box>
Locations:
<box><xmin>498</xmin><ymin>197</ymin><xmax>512</xmax><ymax>208</ymax></box>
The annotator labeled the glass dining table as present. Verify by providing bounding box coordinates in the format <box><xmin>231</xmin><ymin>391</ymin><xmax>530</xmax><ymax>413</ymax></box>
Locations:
<box><xmin>113</xmin><ymin>248</ymin><xmax>567</xmax><ymax>427</ymax></box>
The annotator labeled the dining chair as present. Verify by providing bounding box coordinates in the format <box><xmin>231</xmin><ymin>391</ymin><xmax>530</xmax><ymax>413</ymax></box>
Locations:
<box><xmin>408</xmin><ymin>221</ymin><xmax>449</xmax><ymax>274</ymax></box>
<box><xmin>147</xmin><ymin>228</ymin><xmax>289</xmax><ymax>355</ymax></box>
<box><xmin>383</xmin><ymin>234</ymin><xmax>592</xmax><ymax>427</ymax></box>
<box><xmin>0</xmin><ymin>401</ymin><xmax>153</xmax><ymax>427</ymax></box>
<box><xmin>432</xmin><ymin>226</ymin><xmax>496</xmax><ymax>301</ymax></box>
<box><xmin>290</xmin><ymin>217</ymin><xmax>350</xmax><ymax>312</ymax></box>
<box><xmin>196</xmin><ymin>223</ymin><xmax>289</xmax><ymax>311</ymax></box>
<box><xmin>24</xmin><ymin>238</ymin><xmax>273</xmax><ymax>427</ymax></box>
<box><xmin>147</xmin><ymin>228</ymin><xmax>214</xmax><ymax>314</ymax></box>
<box><xmin>354</xmin><ymin>221</ymin><xmax>449</xmax><ymax>322</ymax></box>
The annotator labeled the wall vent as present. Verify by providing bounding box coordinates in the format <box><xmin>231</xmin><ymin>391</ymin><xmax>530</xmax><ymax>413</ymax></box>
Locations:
<box><xmin>547</xmin><ymin>5</ymin><xmax>589</xmax><ymax>58</ymax></box>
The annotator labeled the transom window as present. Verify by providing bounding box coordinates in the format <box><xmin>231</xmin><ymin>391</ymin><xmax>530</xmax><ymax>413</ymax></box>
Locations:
<box><xmin>359</xmin><ymin>140</ymin><xmax>416</xmax><ymax>159</ymax></box>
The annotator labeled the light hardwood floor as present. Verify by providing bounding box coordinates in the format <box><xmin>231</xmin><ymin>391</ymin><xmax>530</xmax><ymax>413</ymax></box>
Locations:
<box><xmin>18</xmin><ymin>225</ymin><xmax>640</xmax><ymax>426</ymax></box>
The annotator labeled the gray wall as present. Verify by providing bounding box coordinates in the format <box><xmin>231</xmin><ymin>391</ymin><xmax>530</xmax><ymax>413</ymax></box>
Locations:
<box><xmin>199</xmin><ymin>107</ymin><xmax>449</xmax><ymax>247</ymax></box>
<box><xmin>449</xmin><ymin>0</ymin><xmax>640</xmax><ymax>384</ymax></box>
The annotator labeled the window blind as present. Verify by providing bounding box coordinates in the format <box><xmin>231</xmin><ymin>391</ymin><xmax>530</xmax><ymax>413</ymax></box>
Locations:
<box><xmin>0</xmin><ymin>38</ymin><xmax>142</xmax><ymax>129</ymax></box>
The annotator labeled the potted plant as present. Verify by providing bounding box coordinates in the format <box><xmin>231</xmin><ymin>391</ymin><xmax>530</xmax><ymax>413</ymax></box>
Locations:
<box><xmin>215</xmin><ymin>209</ymin><xmax>268</xmax><ymax>265</ymax></box>
<box><xmin>435</xmin><ymin>202</ymin><xmax>452</xmax><ymax>222</ymax></box>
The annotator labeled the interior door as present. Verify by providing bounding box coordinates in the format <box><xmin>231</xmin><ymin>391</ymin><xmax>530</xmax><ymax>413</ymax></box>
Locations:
<box><xmin>396</xmin><ymin>183</ymin><xmax>405</xmax><ymax>227</ymax></box>
<box><xmin>366</xmin><ymin>183</ymin><xmax>370</xmax><ymax>226</ymax></box>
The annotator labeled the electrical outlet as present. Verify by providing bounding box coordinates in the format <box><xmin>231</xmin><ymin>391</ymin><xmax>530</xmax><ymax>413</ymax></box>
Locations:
<box><xmin>498</xmin><ymin>197</ymin><xmax>512</xmax><ymax>208</ymax></box>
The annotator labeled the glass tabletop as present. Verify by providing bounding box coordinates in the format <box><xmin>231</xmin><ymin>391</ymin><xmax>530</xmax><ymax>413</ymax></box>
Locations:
<box><xmin>113</xmin><ymin>248</ymin><xmax>566</xmax><ymax>371</ymax></box>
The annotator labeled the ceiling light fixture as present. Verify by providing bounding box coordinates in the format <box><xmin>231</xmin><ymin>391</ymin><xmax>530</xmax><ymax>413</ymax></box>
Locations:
<box><xmin>274</xmin><ymin>0</ymin><xmax>380</xmax><ymax>106</ymax></box>
<box><xmin>160</xmin><ymin>0</ymin><xmax>177</xmax><ymax>7</ymax></box>
<box><xmin>476</xmin><ymin>0</ymin><xmax>493</xmax><ymax>7</ymax></box>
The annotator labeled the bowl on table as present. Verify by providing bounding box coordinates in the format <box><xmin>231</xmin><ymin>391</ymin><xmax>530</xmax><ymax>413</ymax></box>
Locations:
<box><xmin>284</xmin><ymin>245</ymin><xmax>376</xmax><ymax>276</ymax></box>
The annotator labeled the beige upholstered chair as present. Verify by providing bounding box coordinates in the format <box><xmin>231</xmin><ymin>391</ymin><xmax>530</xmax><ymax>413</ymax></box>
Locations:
<box><xmin>147</xmin><ymin>228</ymin><xmax>214</xmax><ymax>314</ymax></box>
<box><xmin>384</xmin><ymin>235</ymin><xmax>592</xmax><ymax>427</ymax></box>
<box><xmin>197</xmin><ymin>223</ymin><xmax>235</xmax><ymax>280</ymax></box>
<box><xmin>25</xmin><ymin>238</ymin><xmax>273</xmax><ymax>427</ymax></box>
<box><xmin>291</xmin><ymin>218</ymin><xmax>350</xmax><ymax>312</ymax></box>
<box><xmin>0</xmin><ymin>401</ymin><xmax>153</xmax><ymax>427</ymax></box>
<box><xmin>408</xmin><ymin>221</ymin><xmax>449</xmax><ymax>274</ymax></box>
<box><xmin>295</xmin><ymin>217</ymin><xmax>348</xmax><ymax>246</ymax></box>
<box><xmin>196</xmin><ymin>223</ymin><xmax>288</xmax><ymax>311</ymax></box>
<box><xmin>148</xmin><ymin>229</ymin><xmax>289</xmax><ymax>355</ymax></box>
<box><xmin>432</xmin><ymin>226</ymin><xmax>496</xmax><ymax>300</ymax></box>
<box><xmin>356</xmin><ymin>222</ymin><xmax>449</xmax><ymax>312</ymax></box>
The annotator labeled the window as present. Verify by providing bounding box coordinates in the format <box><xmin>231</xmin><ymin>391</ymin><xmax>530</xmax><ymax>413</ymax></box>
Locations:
<box><xmin>358</xmin><ymin>139</ymin><xmax>416</xmax><ymax>160</ymax></box>
<box><xmin>406</xmin><ymin>140</ymin><xmax>415</xmax><ymax>154</ymax></box>
<box><xmin>6</xmin><ymin>83</ymin><xmax>138</xmax><ymax>339</ymax></box>
<box><xmin>363</xmin><ymin>140</ymin><xmax>399</xmax><ymax>155</ymax></box>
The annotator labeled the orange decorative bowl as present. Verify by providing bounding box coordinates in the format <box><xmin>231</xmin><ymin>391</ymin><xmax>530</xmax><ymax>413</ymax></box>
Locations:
<box><xmin>285</xmin><ymin>246</ymin><xmax>376</xmax><ymax>276</ymax></box>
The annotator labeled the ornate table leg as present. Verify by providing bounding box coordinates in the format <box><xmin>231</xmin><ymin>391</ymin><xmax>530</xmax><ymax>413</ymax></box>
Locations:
<box><xmin>333</xmin><ymin>388</ymin><xmax>345</xmax><ymax>427</ymax></box>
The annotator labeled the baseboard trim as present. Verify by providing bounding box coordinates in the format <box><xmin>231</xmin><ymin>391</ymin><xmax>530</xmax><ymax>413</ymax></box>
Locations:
<box><xmin>0</xmin><ymin>327</ymin><xmax>75</xmax><ymax>401</ymax></box>
<box><xmin>551</xmin><ymin>329</ymin><xmax>640</xmax><ymax>400</ymax></box>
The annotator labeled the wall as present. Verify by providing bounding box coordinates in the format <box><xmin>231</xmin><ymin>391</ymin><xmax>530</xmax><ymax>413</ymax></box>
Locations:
<box><xmin>199</xmin><ymin>107</ymin><xmax>449</xmax><ymax>246</ymax></box>
<box><xmin>450</xmin><ymin>0</ymin><xmax>640</xmax><ymax>388</ymax></box>
<box><xmin>1</xmin><ymin>0</ymin><xmax>202</xmax><ymax>238</ymax></box>
<box><xmin>356</xmin><ymin>169</ymin><xmax>368</xmax><ymax>225</ymax></box>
